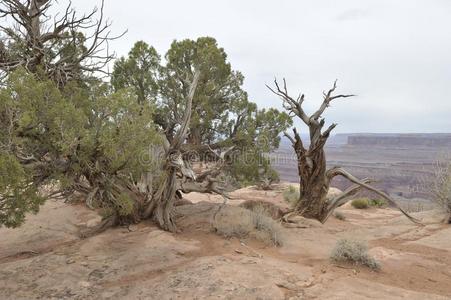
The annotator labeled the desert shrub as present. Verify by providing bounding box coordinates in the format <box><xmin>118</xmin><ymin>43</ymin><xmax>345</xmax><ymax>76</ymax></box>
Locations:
<box><xmin>351</xmin><ymin>198</ymin><xmax>386</xmax><ymax>209</ymax></box>
<box><xmin>334</xmin><ymin>211</ymin><xmax>346</xmax><ymax>221</ymax></box>
<box><xmin>351</xmin><ymin>198</ymin><xmax>370</xmax><ymax>209</ymax></box>
<box><xmin>239</xmin><ymin>200</ymin><xmax>285</xmax><ymax>219</ymax></box>
<box><xmin>423</xmin><ymin>157</ymin><xmax>451</xmax><ymax>222</ymax></box>
<box><xmin>283</xmin><ymin>186</ymin><xmax>299</xmax><ymax>206</ymax></box>
<box><xmin>0</xmin><ymin>70</ymin><xmax>161</xmax><ymax>228</ymax></box>
<box><xmin>330</xmin><ymin>238</ymin><xmax>380</xmax><ymax>270</ymax></box>
<box><xmin>214</xmin><ymin>205</ymin><xmax>285</xmax><ymax>246</ymax></box>
<box><xmin>227</xmin><ymin>143</ymin><xmax>288</xmax><ymax>188</ymax></box>
<box><xmin>398</xmin><ymin>199</ymin><xmax>430</xmax><ymax>213</ymax></box>
<box><xmin>369</xmin><ymin>198</ymin><xmax>387</xmax><ymax>207</ymax></box>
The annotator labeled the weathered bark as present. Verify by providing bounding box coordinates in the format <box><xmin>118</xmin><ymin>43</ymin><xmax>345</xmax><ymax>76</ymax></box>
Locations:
<box><xmin>288</xmin><ymin>127</ymin><xmax>330</xmax><ymax>219</ymax></box>
<box><xmin>142</xmin><ymin>70</ymin><xmax>201</xmax><ymax>232</ymax></box>
<box><xmin>268</xmin><ymin>79</ymin><xmax>419</xmax><ymax>224</ymax></box>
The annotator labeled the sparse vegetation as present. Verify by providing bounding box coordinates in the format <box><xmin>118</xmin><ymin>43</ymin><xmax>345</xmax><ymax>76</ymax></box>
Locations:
<box><xmin>423</xmin><ymin>157</ymin><xmax>451</xmax><ymax>223</ymax></box>
<box><xmin>239</xmin><ymin>200</ymin><xmax>285</xmax><ymax>219</ymax></box>
<box><xmin>330</xmin><ymin>238</ymin><xmax>380</xmax><ymax>270</ymax></box>
<box><xmin>369</xmin><ymin>198</ymin><xmax>387</xmax><ymax>207</ymax></box>
<box><xmin>334</xmin><ymin>211</ymin><xmax>346</xmax><ymax>221</ymax></box>
<box><xmin>351</xmin><ymin>198</ymin><xmax>386</xmax><ymax>209</ymax></box>
<box><xmin>213</xmin><ymin>205</ymin><xmax>285</xmax><ymax>246</ymax></box>
<box><xmin>283</xmin><ymin>186</ymin><xmax>299</xmax><ymax>206</ymax></box>
<box><xmin>351</xmin><ymin>198</ymin><xmax>370</xmax><ymax>209</ymax></box>
<box><xmin>398</xmin><ymin>199</ymin><xmax>431</xmax><ymax>213</ymax></box>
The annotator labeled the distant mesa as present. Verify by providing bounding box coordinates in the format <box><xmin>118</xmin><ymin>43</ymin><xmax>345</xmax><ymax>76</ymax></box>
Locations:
<box><xmin>346</xmin><ymin>133</ymin><xmax>451</xmax><ymax>147</ymax></box>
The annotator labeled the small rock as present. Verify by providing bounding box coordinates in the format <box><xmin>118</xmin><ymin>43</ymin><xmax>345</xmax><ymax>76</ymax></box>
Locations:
<box><xmin>128</xmin><ymin>224</ymin><xmax>138</xmax><ymax>232</ymax></box>
<box><xmin>86</xmin><ymin>217</ymin><xmax>102</xmax><ymax>228</ymax></box>
<box><xmin>66</xmin><ymin>258</ymin><xmax>76</xmax><ymax>264</ymax></box>
<box><xmin>79</xmin><ymin>281</ymin><xmax>91</xmax><ymax>288</ymax></box>
<box><xmin>234</xmin><ymin>249</ymin><xmax>243</xmax><ymax>254</ymax></box>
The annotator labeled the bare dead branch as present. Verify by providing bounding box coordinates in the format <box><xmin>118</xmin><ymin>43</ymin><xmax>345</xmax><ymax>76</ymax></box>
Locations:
<box><xmin>171</xmin><ymin>69</ymin><xmax>201</xmax><ymax>149</ymax></box>
<box><xmin>311</xmin><ymin>80</ymin><xmax>355</xmax><ymax>121</ymax></box>
<box><xmin>326</xmin><ymin>167</ymin><xmax>421</xmax><ymax>224</ymax></box>
<box><xmin>267</xmin><ymin>78</ymin><xmax>310</xmax><ymax>124</ymax></box>
<box><xmin>320</xmin><ymin>178</ymin><xmax>372</xmax><ymax>223</ymax></box>
<box><xmin>0</xmin><ymin>0</ymin><xmax>125</xmax><ymax>86</ymax></box>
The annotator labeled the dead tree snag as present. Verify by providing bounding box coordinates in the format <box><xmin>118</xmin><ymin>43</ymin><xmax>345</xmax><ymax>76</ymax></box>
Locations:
<box><xmin>268</xmin><ymin>78</ymin><xmax>419</xmax><ymax>224</ymax></box>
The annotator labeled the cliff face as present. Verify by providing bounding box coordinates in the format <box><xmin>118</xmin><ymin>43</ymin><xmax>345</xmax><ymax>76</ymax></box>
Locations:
<box><xmin>347</xmin><ymin>134</ymin><xmax>451</xmax><ymax>147</ymax></box>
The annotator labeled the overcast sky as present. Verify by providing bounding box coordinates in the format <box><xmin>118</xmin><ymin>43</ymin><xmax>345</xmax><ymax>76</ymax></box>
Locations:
<box><xmin>71</xmin><ymin>0</ymin><xmax>451</xmax><ymax>133</ymax></box>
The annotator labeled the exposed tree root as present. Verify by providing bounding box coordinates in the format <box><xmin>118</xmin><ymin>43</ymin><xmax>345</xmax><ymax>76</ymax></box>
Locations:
<box><xmin>79</xmin><ymin>215</ymin><xmax>118</xmax><ymax>239</ymax></box>
<box><xmin>323</xmin><ymin>167</ymin><xmax>421</xmax><ymax>224</ymax></box>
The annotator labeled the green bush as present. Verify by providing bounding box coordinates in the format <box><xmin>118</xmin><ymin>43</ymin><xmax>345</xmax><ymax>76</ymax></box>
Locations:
<box><xmin>351</xmin><ymin>198</ymin><xmax>387</xmax><ymax>209</ymax></box>
<box><xmin>369</xmin><ymin>198</ymin><xmax>387</xmax><ymax>207</ymax></box>
<box><xmin>330</xmin><ymin>238</ymin><xmax>380</xmax><ymax>270</ymax></box>
<box><xmin>0</xmin><ymin>69</ymin><xmax>161</xmax><ymax>228</ymax></box>
<box><xmin>351</xmin><ymin>198</ymin><xmax>370</xmax><ymax>209</ymax></box>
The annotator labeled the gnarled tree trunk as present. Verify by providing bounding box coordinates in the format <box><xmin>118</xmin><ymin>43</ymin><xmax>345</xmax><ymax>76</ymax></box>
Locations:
<box><xmin>142</xmin><ymin>70</ymin><xmax>201</xmax><ymax>232</ymax></box>
<box><xmin>291</xmin><ymin>127</ymin><xmax>329</xmax><ymax>219</ymax></box>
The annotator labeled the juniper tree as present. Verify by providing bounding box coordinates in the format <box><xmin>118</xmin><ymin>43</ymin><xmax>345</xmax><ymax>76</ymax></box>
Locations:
<box><xmin>0</xmin><ymin>69</ymin><xmax>161</xmax><ymax>228</ymax></box>
<box><xmin>113</xmin><ymin>38</ymin><xmax>292</xmax><ymax>187</ymax></box>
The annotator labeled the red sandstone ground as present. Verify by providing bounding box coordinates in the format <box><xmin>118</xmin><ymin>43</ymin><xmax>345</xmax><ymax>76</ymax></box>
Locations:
<box><xmin>1</xmin><ymin>183</ymin><xmax>450</xmax><ymax>299</ymax></box>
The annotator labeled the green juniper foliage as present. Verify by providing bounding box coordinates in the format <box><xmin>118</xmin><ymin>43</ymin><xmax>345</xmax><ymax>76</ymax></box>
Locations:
<box><xmin>0</xmin><ymin>153</ymin><xmax>44</xmax><ymax>228</ymax></box>
<box><xmin>113</xmin><ymin>37</ymin><xmax>292</xmax><ymax>186</ymax></box>
<box><xmin>0</xmin><ymin>69</ymin><xmax>161</xmax><ymax>228</ymax></box>
<box><xmin>0</xmin><ymin>0</ymin><xmax>291</xmax><ymax>230</ymax></box>
<box><xmin>111</xmin><ymin>41</ymin><xmax>161</xmax><ymax>105</ymax></box>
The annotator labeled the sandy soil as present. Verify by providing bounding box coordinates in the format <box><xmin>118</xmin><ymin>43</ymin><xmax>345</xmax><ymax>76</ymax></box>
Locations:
<box><xmin>1</xmin><ymin>184</ymin><xmax>450</xmax><ymax>299</ymax></box>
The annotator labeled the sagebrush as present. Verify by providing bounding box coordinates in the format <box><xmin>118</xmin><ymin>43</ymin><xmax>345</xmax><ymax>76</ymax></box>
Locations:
<box><xmin>214</xmin><ymin>205</ymin><xmax>285</xmax><ymax>246</ymax></box>
<box><xmin>330</xmin><ymin>238</ymin><xmax>380</xmax><ymax>270</ymax></box>
<box><xmin>423</xmin><ymin>157</ymin><xmax>451</xmax><ymax>223</ymax></box>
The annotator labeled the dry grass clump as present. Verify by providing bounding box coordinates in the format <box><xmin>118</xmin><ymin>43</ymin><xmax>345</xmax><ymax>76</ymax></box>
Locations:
<box><xmin>334</xmin><ymin>211</ymin><xmax>346</xmax><ymax>221</ymax></box>
<box><xmin>422</xmin><ymin>156</ymin><xmax>451</xmax><ymax>223</ymax></box>
<box><xmin>351</xmin><ymin>198</ymin><xmax>369</xmax><ymax>209</ymax></box>
<box><xmin>239</xmin><ymin>200</ymin><xmax>285</xmax><ymax>219</ymax></box>
<box><xmin>213</xmin><ymin>205</ymin><xmax>285</xmax><ymax>246</ymax></box>
<box><xmin>330</xmin><ymin>238</ymin><xmax>380</xmax><ymax>270</ymax></box>
<box><xmin>283</xmin><ymin>185</ymin><xmax>299</xmax><ymax>206</ymax></box>
<box><xmin>397</xmin><ymin>199</ymin><xmax>428</xmax><ymax>213</ymax></box>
